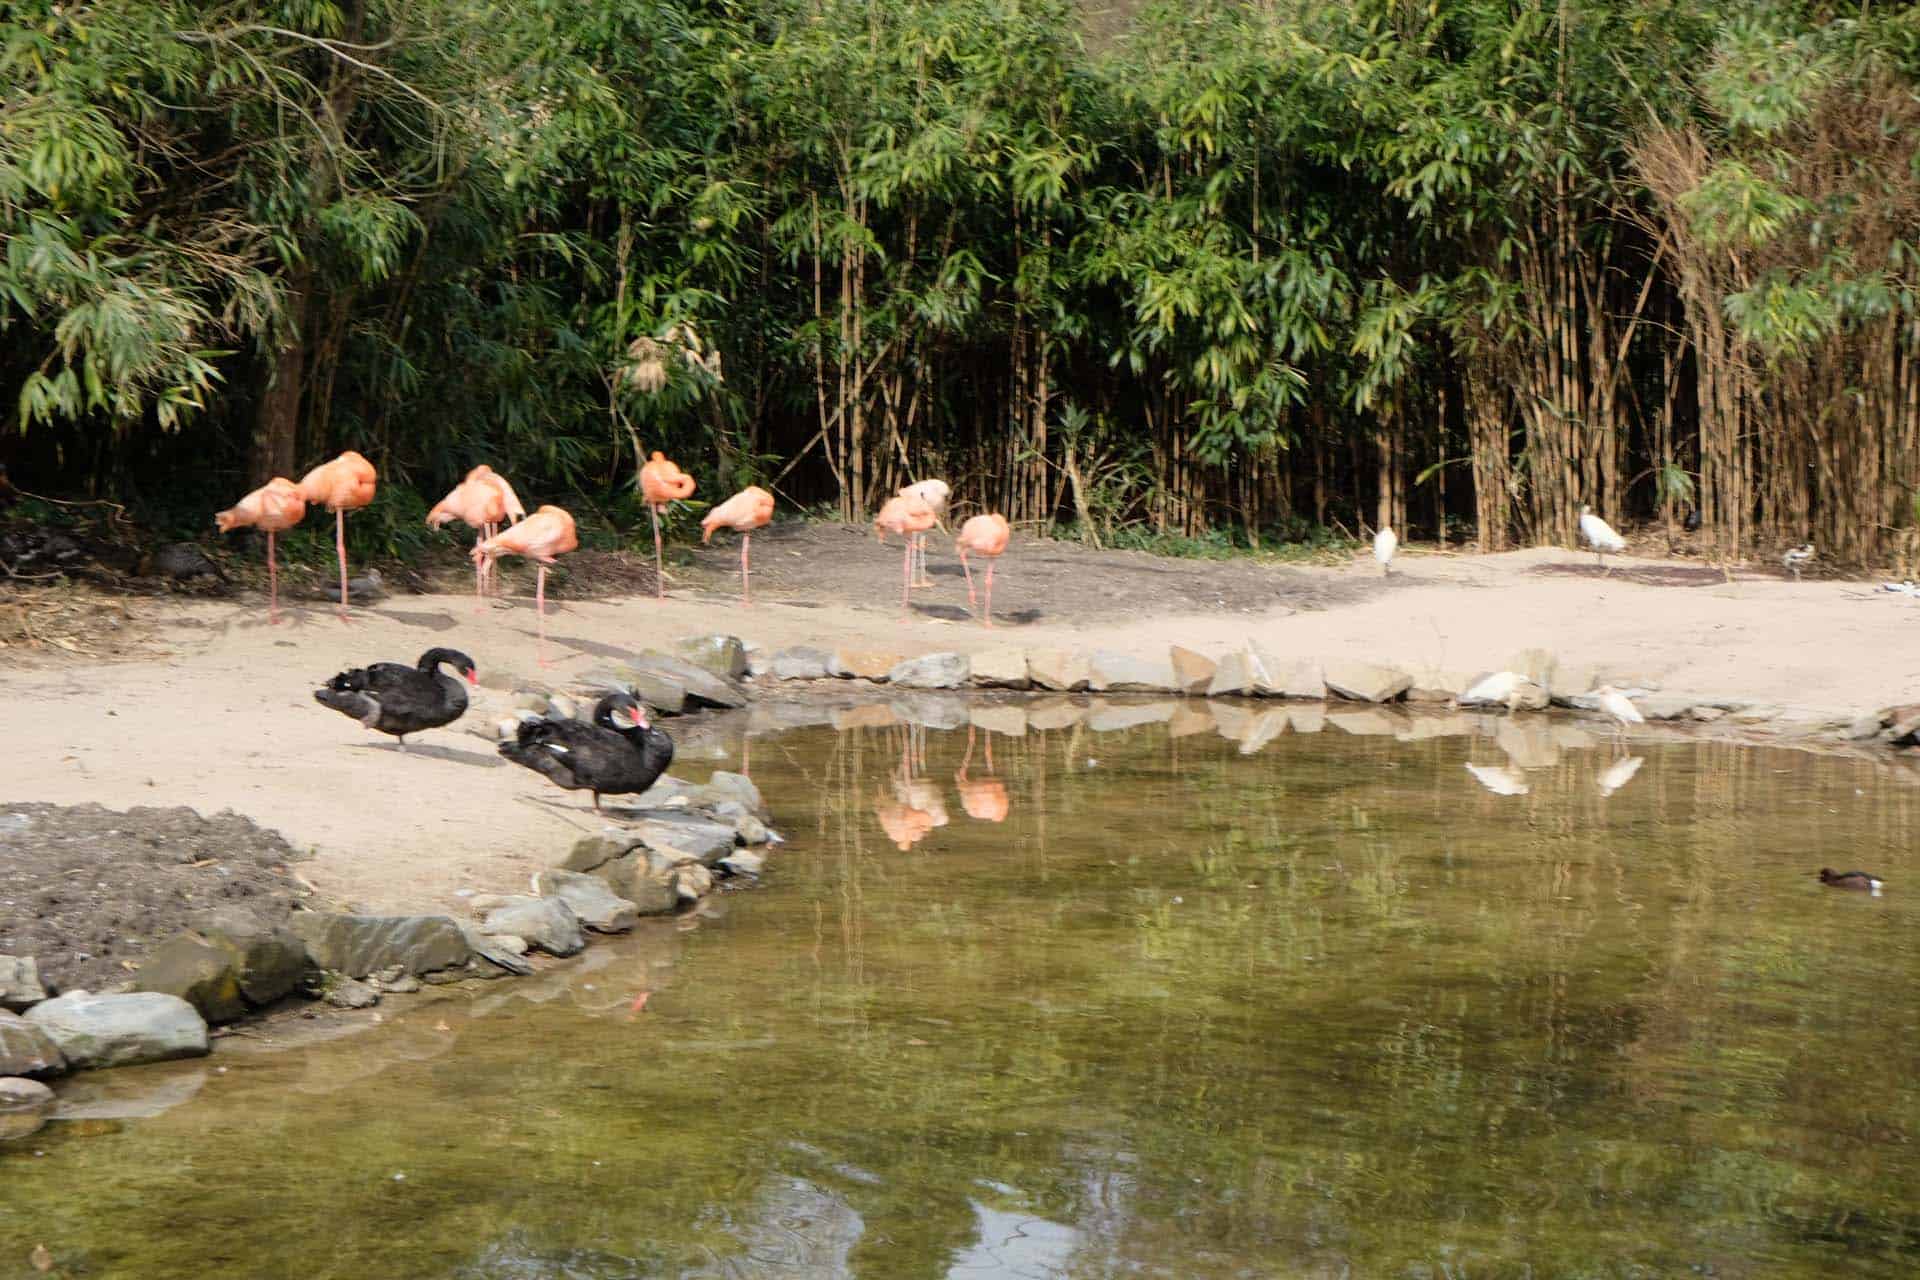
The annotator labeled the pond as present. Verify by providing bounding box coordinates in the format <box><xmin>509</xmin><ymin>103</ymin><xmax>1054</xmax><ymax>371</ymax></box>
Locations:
<box><xmin>7</xmin><ymin>700</ymin><xmax>1920</xmax><ymax>1278</ymax></box>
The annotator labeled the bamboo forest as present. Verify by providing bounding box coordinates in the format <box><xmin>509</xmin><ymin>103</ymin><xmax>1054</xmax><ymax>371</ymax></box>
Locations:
<box><xmin>5</xmin><ymin>0</ymin><xmax>1919</xmax><ymax>568</ymax></box>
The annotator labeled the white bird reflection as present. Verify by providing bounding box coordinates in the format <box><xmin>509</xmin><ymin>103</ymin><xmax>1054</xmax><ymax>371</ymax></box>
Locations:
<box><xmin>1596</xmin><ymin>754</ymin><xmax>1645</xmax><ymax>798</ymax></box>
<box><xmin>1465</xmin><ymin>762</ymin><xmax>1530</xmax><ymax>796</ymax></box>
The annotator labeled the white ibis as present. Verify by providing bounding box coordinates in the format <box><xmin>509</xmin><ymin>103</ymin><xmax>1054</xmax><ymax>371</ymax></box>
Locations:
<box><xmin>1578</xmin><ymin>504</ymin><xmax>1627</xmax><ymax>572</ymax></box>
<box><xmin>1373</xmin><ymin>526</ymin><xmax>1397</xmax><ymax>576</ymax></box>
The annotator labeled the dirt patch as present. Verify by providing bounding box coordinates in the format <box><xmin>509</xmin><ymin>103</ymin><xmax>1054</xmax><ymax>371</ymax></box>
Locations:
<box><xmin>0</xmin><ymin>803</ymin><xmax>314</xmax><ymax>995</ymax></box>
<box><xmin>1528</xmin><ymin>561</ymin><xmax>1733</xmax><ymax>588</ymax></box>
<box><xmin>671</xmin><ymin>520</ymin><xmax>1378</xmax><ymax>625</ymax></box>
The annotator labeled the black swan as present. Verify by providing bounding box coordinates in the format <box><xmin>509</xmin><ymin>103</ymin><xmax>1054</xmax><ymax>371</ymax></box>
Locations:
<box><xmin>1817</xmin><ymin>868</ymin><xmax>1884</xmax><ymax>895</ymax></box>
<box><xmin>499</xmin><ymin>692</ymin><xmax>674</xmax><ymax>812</ymax></box>
<box><xmin>314</xmin><ymin>647</ymin><xmax>478</xmax><ymax>747</ymax></box>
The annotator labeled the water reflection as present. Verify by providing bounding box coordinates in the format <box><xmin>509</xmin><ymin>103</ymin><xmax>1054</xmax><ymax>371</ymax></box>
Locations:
<box><xmin>11</xmin><ymin>702</ymin><xmax>1920</xmax><ymax>1279</ymax></box>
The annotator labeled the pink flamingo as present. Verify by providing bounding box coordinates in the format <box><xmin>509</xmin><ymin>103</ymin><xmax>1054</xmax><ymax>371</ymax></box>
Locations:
<box><xmin>897</xmin><ymin>478</ymin><xmax>950</xmax><ymax>587</ymax></box>
<box><xmin>427</xmin><ymin>472</ymin><xmax>512</xmax><ymax>607</ymax></box>
<box><xmin>874</xmin><ymin>493</ymin><xmax>938</xmax><ymax>620</ymax></box>
<box><xmin>700</xmin><ymin>486</ymin><xmax>774</xmax><ymax>606</ymax></box>
<box><xmin>473</xmin><ymin>505</ymin><xmax>579</xmax><ymax>667</ymax></box>
<box><xmin>215</xmin><ymin>477</ymin><xmax>307</xmax><ymax>624</ymax></box>
<box><xmin>638</xmin><ymin>451</ymin><xmax>697</xmax><ymax>599</ymax></box>
<box><xmin>296</xmin><ymin>450</ymin><xmax>378</xmax><ymax>618</ymax></box>
<box><xmin>955</xmin><ymin>513</ymin><xmax>1010</xmax><ymax>626</ymax></box>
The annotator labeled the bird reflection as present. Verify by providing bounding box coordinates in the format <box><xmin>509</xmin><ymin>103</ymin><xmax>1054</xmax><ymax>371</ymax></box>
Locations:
<box><xmin>1465</xmin><ymin>762</ymin><xmax>1530</xmax><ymax>796</ymax></box>
<box><xmin>874</xmin><ymin>727</ymin><xmax>948</xmax><ymax>850</ymax></box>
<box><xmin>1596</xmin><ymin>755</ymin><xmax>1645</xmax><ymax>798</ymax></box>
<box><xmin>955</xmin><ymin>725</ymin><xmax>1010</xmax><ymax>822</ymax></box>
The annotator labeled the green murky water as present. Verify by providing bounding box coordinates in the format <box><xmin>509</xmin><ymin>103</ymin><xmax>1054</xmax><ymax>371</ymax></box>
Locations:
<box><xmin>8</xmin><ymin>702</ymin><xmax>1920</xmax><ymax>1278</ymax></box>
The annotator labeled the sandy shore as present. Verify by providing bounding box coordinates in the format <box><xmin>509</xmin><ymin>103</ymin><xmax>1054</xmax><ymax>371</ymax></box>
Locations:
<box><xmin>4</xmin><ymin>537</ymin><xmax>1914</xmax><ymax>914</ymax></box>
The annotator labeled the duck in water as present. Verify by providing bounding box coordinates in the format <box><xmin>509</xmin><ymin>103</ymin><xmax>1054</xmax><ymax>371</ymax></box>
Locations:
<box><xmin>1817</xmin><ymin>868</ymin><xmax>1884</xmax><ymax>896</ymax></box>
<box><xmin>314</xmin><ymin>648</ymin><xmax>478</xmax><ymax>749</ymax></box>
<box><xmin>500</xmin><ymin>692</ymin><xmax>674</xmax><ymax>813</ymax></box>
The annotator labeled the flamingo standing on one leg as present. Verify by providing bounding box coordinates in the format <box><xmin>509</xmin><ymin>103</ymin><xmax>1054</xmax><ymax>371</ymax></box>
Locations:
<box><xmin>955</xmin><ymin>513</ymin><xmax>1010</xmax><ymax>626</ymax></box>
<box><xmin>897</xmin><ymin>479</ymin><xmax>950</xmax><ymax>587</ymax></box>
<box><xmin>874</xmin><ymin>493</ymin><xmax>938</xmax><ymax>620</ymax></box>
<box><xmin>427</xmin><ymin>473</ymin><xmax>511</xmax><ymax>609</ymax></box>
<box><xmin>215</xmin><ymin>477</ymin><xmax>307</xmax><ymax>625</ymax></box>
<box><xmin>473</xmin><ymin>505</ymin><xmax>579</xmax><ymax>667</ymax></box>
<box><xmin>700</xmin><ymin>486</ymin><xmax>774</xmax><ymax>606</ymax></box>
<box><xmin>639</xmin><ymin>451</ymin><xmax>697</xmax><ymax>599</ymax></box>
<box><xmin>297</xmin><ymin>450</ymin><xmax>378</xmax><ymax>619</ymax></box>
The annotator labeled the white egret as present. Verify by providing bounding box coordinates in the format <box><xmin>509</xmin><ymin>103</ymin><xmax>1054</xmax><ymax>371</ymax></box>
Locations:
<box><xmin>1578</xmin><ymin>504</ymin><xmax>1626</xmax><ymax>572</ymax></box>
<box><xmin>1461</xmin><ymin>670</ymin><xmax>1522</xmax><ymax>707</ymax></box>
<box><xmin>1783</xmin><ymin>543</ymin><xmax>1814</xmax><ymax>581</ymax></box>
<box><xmin>1596</xmin><ymin>755</ymin><xmax>1645</xmax><ymax>798</ymax></box>
<box><xmin>1373</xmin><ymin>526</ymin><xmax>1397</xmax><ymax>576</ymax></box>
<box><xmin>1592</xmin><ymin>684</ymin><xmax>1644</xmax><ymax>742</ymax></box>
<box><xmin>1465</xmin><ymin>762</ymin><xmax>1530</xmax><ymax>796</ymax></box>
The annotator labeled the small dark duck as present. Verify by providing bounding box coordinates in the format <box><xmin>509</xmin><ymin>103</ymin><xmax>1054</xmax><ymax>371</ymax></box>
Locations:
<box><xmin>1817</xmin><ymin>868</ymin><xmax>1884</xmax><ymax>896</ymax></box>
<box><xmin>499</xmin><ymin>692</ymin><xmax>674</xmax><ymax>813</ymax></box>
<box><xmin>314</xmin><ymin>647</ymin><xmax>478</xmax><ymax>748</ymax></box>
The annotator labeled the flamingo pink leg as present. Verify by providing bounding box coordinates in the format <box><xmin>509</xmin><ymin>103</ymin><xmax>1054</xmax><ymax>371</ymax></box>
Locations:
<box><xmin>535</xmin><ymin>563</ymin><xmax>551</xmax><ymax>667</ymax></box>
<box><xmin>900</xmin><ymin>539</ymin><xmax>913</xmax><ymax>620</ymax></box>
<box><xmin>960</xmin><ymin>547</ymin><xmax>976</xmax><ymax>606</ymax></box>
<box><xmin>983</xmin><ymin>561</ymin><xmax>995</xmax><ymax>628</ymax></box>
<box><xmin>740</xmin><ymin>532</ymin><xmax>752</xmax><ymax>607</ymax></box>
<box><xmin>334</xmin><ymin>508</ymin><xmax>351</xmax><ymax>619</ymax></box>
<box><xmin>650</xmin><ymin>504</ymin><xmax>665</xmax><ymax>600</ymax></box>
<box><xmin>267</xmin><ymin>530</ymin><xmax>281</xmax><ymax>625</ymax></box>
<box><xmin>473</xmin><ymin>534</ymin><xmax>486</xmax><ymax>612</ymax></box>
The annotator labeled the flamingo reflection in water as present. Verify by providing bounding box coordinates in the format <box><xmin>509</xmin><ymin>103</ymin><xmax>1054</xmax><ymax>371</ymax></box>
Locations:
<box><xmin>874</xmin><ymin>724</ymin><xmax>947</xmax><ymax>850</ymax></box>
<box><xmin>954</xmin><ymin>724</ymin><xmax>1009</xmax><ymax>822</ymax></box>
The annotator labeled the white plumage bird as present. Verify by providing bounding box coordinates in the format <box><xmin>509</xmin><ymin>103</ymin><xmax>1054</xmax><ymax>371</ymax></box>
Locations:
<box><xmin>1783</xmin><ymin>543</ymin><xmax>1814</xmax><ymax>581</ymax></box>
<box><xmin>1461</xmin><ymin>670</ymin><xmax>1522</xmax><ymax>707</ymax></box>
<box><xmin>1592</xmin><ymin>684</ymin><xmax>1644</xmax><ymax>739</ymax></box>
<box><xmin>1578</xmin><ymin>504</ymin><xmax>1626</xmax><ymax>572</ymax></box>
<box><xmin>1373</xmin><ymin>526</ymin><xmax>1397</xmax><ymax>576</ymax></box>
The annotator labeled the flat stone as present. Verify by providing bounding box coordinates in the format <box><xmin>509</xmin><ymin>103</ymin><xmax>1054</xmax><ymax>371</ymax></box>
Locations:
<box><xmin>131</xmin><ymin>934</ymin><xmax>245</xmax><ymax>1025</ymax></box>
<box><xmin>969</xmin><ymin>705</ymin><xmax>1028</xmax><ymax>737</ymax></box>
<box><xmin>188</xmin><ymin>907</ymin><xmax>307</xmax><ymax>1006</ymax></box>
<box><xmin>457</xmin><ymin>924</ymin><xmax>535</xmax><ymax>977</ymax></box>
<box><xmin>24</xmin><ymin>992</ymin><xmax>208</xmax><ymax>1069</ymax></box>
<box><xmin>768</xmin><ymin>646</ymin><xmax>833</xmax><ymax>680</ymax></box>
<box><xmin>832</xmin><ymin>703</ymin><xmax>896</xmax><ymax>730</ymax></box>
<box><xmin>676</xmin><ymin>634</ymin><xmax>748</xmax><ymax>680</ymax></box>
<box><xmin>1406</xmin><ymin>668</ymin><xmax>1473</xmax><ymax>704</ymax></box>
<box><xmin>585</xmin><ymin>852</ymin><xmax>679</xmax><ymax>915</ymax></box>
<box><xmin>1636</xmin><ymin>694</ymin><xmax>1697</xmax><ymax>721</ymax></box>
<box><xmin>532</xmin><ymin>870</ymin><xmax>638</xmax><ymax>933</ymax></box>
<box><xmin>1088</xmin><ymin>651</ymin><xmax>1178</xmax><ymax>693</ymax></box>
<box><xmin>718</xmin><ymin>849</ymin><xmax>766</xmax><ymax>877</ymax></box>
<box><xmin>633</xmin><ymin>651</ymin><xmax>750</xmax><ymax>708</ymax></box>
<box><xmin>1026</xmin><ymin>649</ymin><xmax>1090</xmax><ymax>692</ymax></box>
<box><xmin>969</xmin><ymin>648</ymin><xmax>1030</xmax><ymax>689</ymax></box>
<box><xmin>0</xmin><ymin>956</ymin><xmax>46</xmax><ymax>1012</ymax></box>
<box><xmin>888</xmin><ymin>652</ymin><xmax>969</xmax><ymax>689</ymax></box>
<box><xmin>1847</xmin><ymin>711</ymin><xmax>1890</xmax><ymax>740</ymax></box>
<box><xmin>1087</xmin><ymin>701</ymin><xmax>1177</xmax><ymax>732</ymax></box>
<box><xmin>287</xmin><ymin>914</ymin><xmax>471</xmax><ymax>980</ymax></box>
<box><xmin>1168</xmin><ymin>646</ymin><xmax>1217</xmax><ymax>694</ymax></box>
<box><xmin>1510</xmin><ymin>680</ymin><xmax>1550</xmax><ymax>712</ymax></box>
<box><xmin>618</xmin><ymin>669</ymin><xmax>688</xmax><ymax>716</ymax></box>
<box><xmin>828</xmin><ymin>649</ymin><xmax>904</xmax><ymax>680</ymax></box>
<box><xmin>1322</xmin><ymin>661</ymin><xmax>1412</xmax><ymax>703</ymax></box>
<box><xmin>0</xmin><ymin>1011</ymin><xmax>65</xmax><ymax>1079</ymax></box>
<box><xmin>560</xmin><ymin>834</ymin><xmax>632</xmax><ymax>874</ymax></box>
<box><xmin>1274</xmin><ymin>657</ymin><xmax>1325</xmax><ymax>700</ymax></box>
<box><xmin>478</xmin><ymin>896</ymin><xmax>586</xmax><ymax>957</ymax></box>
<box><xmin>1206</xmin><ymin>646</ymin><xmax>1269</xmax><ymax>697</ymax></box>
<box><xmin>744</xmin><ymin>644</ymin><xmax>772</xmax><ymax>677</ymax></box>
<box><xmin>672</xmin><ymin>864</ymin><xmax>715</xmax><ymax>903</ymax></box>
<box><xmin>323</xmin><ymin>976</ymin><xmax>380</xmax><ymax>1009</ymax></box>
<box><xmin>733</xmin><ymin>814</ymin><xmax>771</xmax><ymax>845</ymax></box>
<box><xmin>694</xmin><ymin>770</ymin><xmax>767</xmax><ymax>819</ymax></box>
<box><xmin>1689</xmin><ymin>705</ymin><xmax>1728</xmax><ymax>723</ymax></box>
<box><xmin>0</xmin><ymin>1076</ymin><xmax>56</xmax><ymax>1141</ymax></box>
<box><xmin>629</xmin><ymin>812</ymin><xmax>738</xmax><ymax>866</ymax></box>
<box><xmin>1551</xmin><ymin>662</ymin><xmax>1599</xmax><ymax>702</ymax></box>
<box><xmin>1506</xmin><ymin>648</ymin><xmax>1556</xmax><ymax>689</ymax></box>
<box><xmin>1730</xmin><ymin>705</ymin><xmax>1780</xmax><ymax>724</ymax></box>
